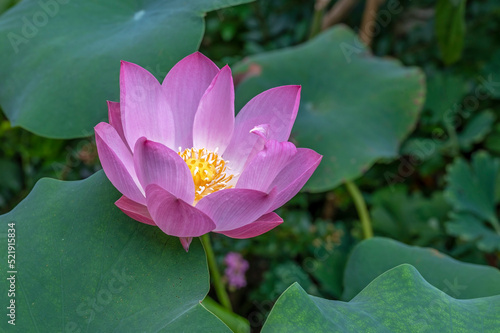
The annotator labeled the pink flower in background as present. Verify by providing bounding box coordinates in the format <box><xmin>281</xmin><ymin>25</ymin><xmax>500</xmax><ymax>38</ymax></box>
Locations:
<box><xmin>94</xmin><ymin>52</ymin><xmax>322</xmax><ymax>251</ymax></box>
<box><xmin>224</xmin><ymin>252</ymin><xmax>249</xmax><ymax>289</ymax></box>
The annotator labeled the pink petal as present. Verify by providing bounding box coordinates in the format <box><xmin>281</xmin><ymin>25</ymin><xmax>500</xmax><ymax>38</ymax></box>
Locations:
<box><xmin>223</xmin><ymin>85</ymin><xmax>301</xmax><ymax>174</ymax></box>
<box><xmin>120</xmin><ymin>61</ymin><xmax>174</xmax><ymax>151</ymax></box>
<box><xmin>162</xmin><ymin>52</ymin><xmax>219</xmax><ymax>150</ymax></box>
<box><xmin>267</xmin><ymin>148</ymin><xmax>322</xmax><ymax>212</ymax></box>
<box><xmin>134</xmin><ymin>137</ymin><xmax>195</xmax><ymax>204</ymax></box>
<box><xmin>145</xmin><ymin>184</ymin><xmax>215</xmax><ymax>237</ymax></box>
<box><xmin>249</xmin><ymin>124</ymin><xmax>270</xmax><ymax>140</ymax></box>
<box><xmin>115</xmin><ymin>196</ymin><xmax>155</xmax><ymax>225</ymax></box>
<box><xmin>107</xmin><ymin>101</ymin><xmax>127</xmax><ymax>145</ymax></box>
<box><xmin>179</xmin><ymin>237</ymin><xmax>193</xmax><ymax>252</ymax></box>
<box><xmin>94</xmin><ymin>122</ymin><xmax>145</xmax><ymax>204</ymax></box>
<box><xmin>236</xmin><ymin>140</ymin><xmax>297</xmax><ymax>192</ymax></box>
<box><xmin>196</xmin><ymin>188</ymin><xmax>276</xmax><ymax>232</ymax></box>
<box><xmin>218</xmin><ymin>212</ymin><xmax>283</xmax><ymax>239</ymax></box>
<box><xmin>192</xmin><ymin>65</ymin><xmax>235</xmax><ymax>153</ymax></box>
<box><xmin>233</xmin><ymin>123</ymin><xmax>270</xmax><ymax>173</ymax></box>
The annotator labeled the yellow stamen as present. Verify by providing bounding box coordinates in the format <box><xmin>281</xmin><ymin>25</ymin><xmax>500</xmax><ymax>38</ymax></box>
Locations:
<box><xmin>178</xmin><ymin>147</ymin><xmax>234</xmax><ymax>203</ymax></box>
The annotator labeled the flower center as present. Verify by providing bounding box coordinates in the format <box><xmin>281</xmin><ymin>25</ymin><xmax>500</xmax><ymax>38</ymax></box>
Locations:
<box><xmin>178</xmin><ymin>148</ymin><xmax>234</xmax><ymax>203</ymax></box>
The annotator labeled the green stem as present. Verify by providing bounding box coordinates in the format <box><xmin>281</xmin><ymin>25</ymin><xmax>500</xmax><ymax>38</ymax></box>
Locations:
<box><xmin>309</xmin><ymin>4</ymin><xmax>324</xmax><ymax>40</ymax></box>
<box><xmin>345</xmin><ymin>180</ymin><xmax>373</xmax><ymax>239</ymax></box>
<box><xmin>200</xmin><ymin>234</ymin><xmax>233</xmax><ymax>311</ymax></box>
<box><xmin>202</xmin><ymin>296</ymin><xmax>250</xmax><ymax>333</ymax></box>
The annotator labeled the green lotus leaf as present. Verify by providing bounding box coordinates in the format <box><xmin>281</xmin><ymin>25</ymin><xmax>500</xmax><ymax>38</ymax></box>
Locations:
<box><xmin>262</xmin><ymin>264</ymin><xmax>500</xmax><ymax>332</ymax></box>
<box><xmin>0</xmin><ymin>171</ymin><xmax>229</xmax><ymax>332</ymax></box>
<box><xmin>0</xmin><ymin>0</ymin><xmax>251</xmax><ymax>138</ymax></box>
<box><xmin>342</xmin><ymin>237</ymin><xmax>500</xmax><ymax>300</ymax></box>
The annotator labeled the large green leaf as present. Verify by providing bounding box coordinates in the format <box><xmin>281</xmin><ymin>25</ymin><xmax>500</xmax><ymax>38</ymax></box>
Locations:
<box><xmin>234</xmin><ymin>27</ymin><xmax>424</xmax><ymax>192</ymax></box>
<box><xmin>262</xmin><ymin>264</ymin><xmax>500</xmax><ymax>332</ymax></box>
<box><xmin>444</xmin><ymin>151</ymin><xmax>500</xmax><ymax>251</ymax></box>
<box><xmin>342</xmin><ymin>237</ymin><xmax>500</xmax><ymax>301</ymax></box>
<box><xmin>0</xmin><ymin>0</ymin><xmax>251</xmax><ymax>138</ymax></box>
<box><xmin>0</xmin><ymin>171</ymin><xmax>229</xmax><ymax>332</ymax></box>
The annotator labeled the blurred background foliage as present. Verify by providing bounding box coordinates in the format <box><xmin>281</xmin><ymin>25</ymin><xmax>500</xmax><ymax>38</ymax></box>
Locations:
<box><xmin>1</xmin><ymin>0</ymin><xmax>500</xmax><ymax>330</ymax></box>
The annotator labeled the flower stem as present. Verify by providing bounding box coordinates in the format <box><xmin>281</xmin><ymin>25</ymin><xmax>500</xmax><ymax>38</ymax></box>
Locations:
<box><xmin>345</xmin><ymin>180</ymin><xmax>373</xmax><ymax>239</ymax></box>
<box><xmin>202</xmin><ymin>296</ymin><xmax>249</xmax><ymax>332</ymax></box>
<box><xmin>200</xmin><ymin>233</ymin><xmax>233</xmax><ymax>311</ymax></box>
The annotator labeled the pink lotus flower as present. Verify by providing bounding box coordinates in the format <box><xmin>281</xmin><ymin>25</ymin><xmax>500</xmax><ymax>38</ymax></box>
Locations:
<box><xmin>94</xmin><ymin>52</ymin><xmax>322</xmax><ymax>251</ymax></box>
